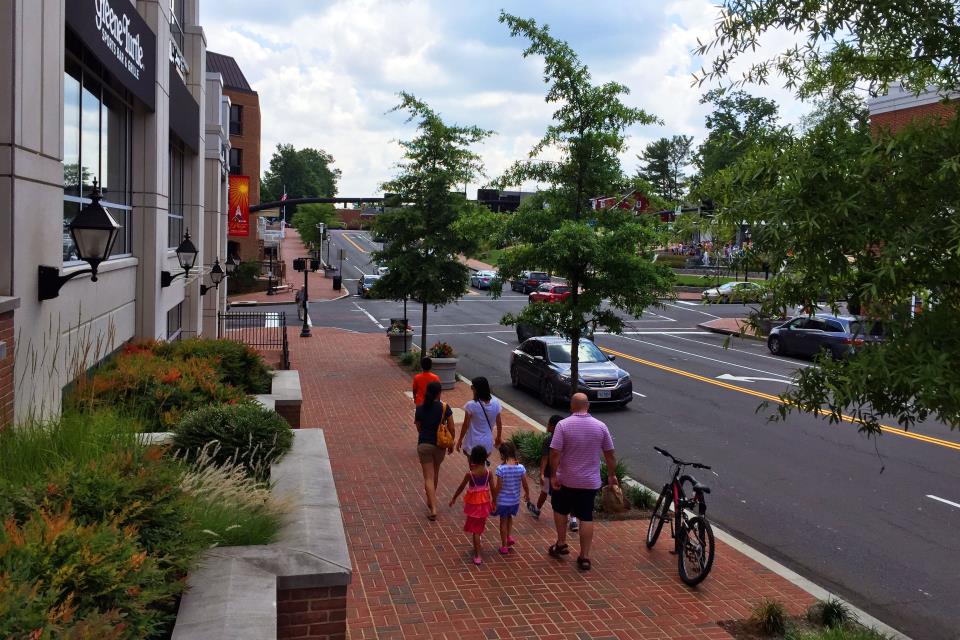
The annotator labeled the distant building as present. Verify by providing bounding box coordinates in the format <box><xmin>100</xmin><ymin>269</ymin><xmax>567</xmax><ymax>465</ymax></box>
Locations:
<box><xmin>207</xmin><ymin>52</ymin><xmax>261</xmax><ymax>263</ymax></box>
<box><xmin>869</xmin><ymin>85</ymin><xmax>958</xmax><ymax>134</ymax></box>
<box><xmin>477</xmin><ymin>189</ymin><xmax>536</xmax><ymax>212</ymax></box>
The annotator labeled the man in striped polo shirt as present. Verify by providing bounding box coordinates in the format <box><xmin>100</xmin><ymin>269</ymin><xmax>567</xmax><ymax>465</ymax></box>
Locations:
<box><xmin>548</xmin><ymin>393</ymin><xmax>619</xmax><ymax>571</ymax></box>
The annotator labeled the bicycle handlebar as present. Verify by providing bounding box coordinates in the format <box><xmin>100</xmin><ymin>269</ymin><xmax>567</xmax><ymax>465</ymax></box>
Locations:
<box><xmin>654</xmin><ymin>446</ymin><xmax>711</xmax><ymax>470</ymax></box>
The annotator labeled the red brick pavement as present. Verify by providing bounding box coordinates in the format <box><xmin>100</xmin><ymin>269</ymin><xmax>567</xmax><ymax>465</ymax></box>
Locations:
<box><xmin>290</xmin><ymin>328</ymin><xmax>813</xmax><ymax>640</ymax></box>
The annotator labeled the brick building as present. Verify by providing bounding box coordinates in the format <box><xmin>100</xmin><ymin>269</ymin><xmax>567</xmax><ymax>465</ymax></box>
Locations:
<box><xmin>869</xmin><ymin>85</ymin><xmax>958</xmax><ymax>134</ymax></box>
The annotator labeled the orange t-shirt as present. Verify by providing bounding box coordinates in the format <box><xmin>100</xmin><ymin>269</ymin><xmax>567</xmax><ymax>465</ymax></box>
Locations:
<box><xmin>412</xmin><ymin>372</ymin><xmax>440</xmax><ymax>405</ymax></box>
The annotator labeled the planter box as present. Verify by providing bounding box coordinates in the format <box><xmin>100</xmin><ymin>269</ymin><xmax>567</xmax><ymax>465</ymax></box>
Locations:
<box><xmin>388</xmin><ymin>332</ymin><xmax>413</xmax><ymax>356</ymax></box>
<box><xmin>431</xmin><ymin>357</ymin><xmax>458</xmax><ymax>390</ymax></box>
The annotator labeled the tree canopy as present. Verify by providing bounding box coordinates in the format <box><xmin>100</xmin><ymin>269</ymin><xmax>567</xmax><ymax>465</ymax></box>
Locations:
<box><xmin>261</xmin><ymin>144</ymin><xmax>341</xmax><ymax>211</ymax></box>
<box><xmin>636</xmin><ymin>135</ymin><xmax>693</xmax><ymax>205</ymax></box>
<box><xmin>290</xmin><ymin>203</ymin><xmax>336</xmax><ymax>249</ymax></box>
<box><xmin>495</xmin><ymin>12</ymin><xmax>674</xmax><ymax>395</ymax></box>
<box><xmin>372</xmin><ymin>93</ymin><xmax>493</xmax><ymax>351</ymax></box>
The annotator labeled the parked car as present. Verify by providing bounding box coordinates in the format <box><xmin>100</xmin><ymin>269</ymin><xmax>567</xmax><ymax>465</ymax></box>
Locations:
<box><xmin>767</xmin><ymin>314</ymin><xmax>884</xmax><ymax>359</ymax></box>
<box><xmin>509</xmin><ymin>271</ymin><xmax>550</xmax><ymax>293</ymax></box>
<box><xmin>516</xmin><ymin>320</ymin><xmax>595</xmax><ymax>343</ymax></box>
<box><xmin>528</xmin><ymin>283</ymin><xmax>571</xmax><ymax>304</ymax></box>
<box><xmin>702</xmin><ymin>281</ymin><xmax>767</xmax><ymax>303</ymax></box>
<box><xmin>470</xmin><ymin>270</ymin><xmax>499</xmax><ymax>289</ymax></box>
<box><xmin>377</xmin><ymin>265</ymin><xmax>390</xmax><ymax>277</ymax></box>
<box><xmin>510</xmin><ymin>337</ymin><xmax>632</xmax><ymax>408</ymax></box>
<box><xmin>357</xmin><ymin>274</ymin><xmax>381</xmax><ymax>298</ymax></box>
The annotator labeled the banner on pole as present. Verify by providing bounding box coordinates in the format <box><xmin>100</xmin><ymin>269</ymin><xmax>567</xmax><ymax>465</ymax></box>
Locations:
<box><xmin>228</xmin><ymin>175</ymin><xmax>250</xmax><ymax>237</ymax></box>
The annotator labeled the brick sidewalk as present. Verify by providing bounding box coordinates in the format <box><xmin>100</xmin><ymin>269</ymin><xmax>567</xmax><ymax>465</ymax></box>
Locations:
<box><xmin>290</xmin><ymin>328</ymin><xmax>813</xmax><ymax>640</ymax></box>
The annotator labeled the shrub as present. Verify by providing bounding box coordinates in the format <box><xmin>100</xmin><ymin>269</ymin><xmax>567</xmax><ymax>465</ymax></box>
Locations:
<box><xmin>786</xmin><ymin>627</ymin><xmax>890</xmax><ymax>640</ymax></box>
<box><xmin>600</xmin><ymin>458</ymin><xmax>629</xmax><ymax>485</ymax></box>
<box><xmin>509</xmin><ymin>430</ymin><xmax>547</xmax><ymax>466</ymax></box>
<box><xmin>226</xmin><ymin>260</ymin><xmax>266</xmax><ymax>294</ymax></box>
<box><xmin>751</xmin><ymin>598</ymin><xmax>788</xmax><ymax>636</ymax></box>
<box><xmin>624</xmin><ymin>483</ymin><xmax>657</xmax><ymax>509</ymax></box>
<box><xmin>173</xmin><ymin>403</ymin><xmax>294</xmax><ymax>479</ymax></box>
<box><xmin>156</xmin><ymin>338</ymin><xmax>272</xmax><ymax>394</ymax></box>
<box><xmin>398</xmin><ymin>351</ymin><xmax>417</xmax><ymax>367</ymax></box>
<box><xmin>808</xmin><ymin>599</ymin><xmax>854</xmax><ymax>630</ymax></box>
<box><xmin>71</xmin><ymin>350</ymin><xmax>247</xmax><ymax>431</ymax></box>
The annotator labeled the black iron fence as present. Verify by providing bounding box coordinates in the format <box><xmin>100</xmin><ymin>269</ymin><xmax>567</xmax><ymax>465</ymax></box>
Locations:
<box><xmin>218</xmin><ymin>311</ymin><xmax>290</xmax><ymax>370</ymax></box>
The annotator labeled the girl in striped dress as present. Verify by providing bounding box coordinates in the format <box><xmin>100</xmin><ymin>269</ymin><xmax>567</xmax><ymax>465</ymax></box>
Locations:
<box><xmin>449</xmin><ymin>445</ymin><xmax>495</xmax><ymax>565</ymax></box>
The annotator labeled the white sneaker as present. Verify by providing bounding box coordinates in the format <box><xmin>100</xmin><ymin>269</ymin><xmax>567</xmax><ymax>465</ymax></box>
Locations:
<box><xmin>569</xmin><ymin>517</ymin><xmax>579</xmax><ymax>532</ymax></box>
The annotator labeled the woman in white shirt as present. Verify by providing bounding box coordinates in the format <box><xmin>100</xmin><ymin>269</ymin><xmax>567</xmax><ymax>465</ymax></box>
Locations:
<box><xmin>457</xmin><ymin>376</ymin><xmax>503</xmax><ymax>460</ymax></box>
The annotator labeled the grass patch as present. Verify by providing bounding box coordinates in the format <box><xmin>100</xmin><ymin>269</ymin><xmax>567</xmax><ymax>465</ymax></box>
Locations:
<box><xmin>673</xmin><ymin>274</ymin><xmax>765</xmax><ymax>287</ymax></box>
<box><xmin>751</xmin><ymin>599</ymin><xmax>789</xmax><ymax>636</ymax></box>
<box><xmin>508</xmin><ymin>430</ymin><xmax>547</xmax><ymax>466</ymax></box>
<box><xmin>786</xmin><ymin>627</ymin><xmax>891</xmax><ymax>640</ymax></box>
<box><xmin>475</xmin><ymin>248</ymin><xmax>504</xmax><ymax>266</ymax></box>
<box><xmin>623</xmin><ymin>483</ymin><xmax>658</xmax><ymax>509</ymax></box>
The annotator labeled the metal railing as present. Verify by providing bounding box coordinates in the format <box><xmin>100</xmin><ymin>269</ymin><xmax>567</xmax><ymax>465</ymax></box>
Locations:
<box><xmin>218</xmin><ymin>311</ymin><xmax>290</xmax><ymax>370</ymax></box>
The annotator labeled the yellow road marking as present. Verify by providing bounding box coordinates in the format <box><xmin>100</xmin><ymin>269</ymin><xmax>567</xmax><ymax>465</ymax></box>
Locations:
<box><xmin>342</xmin><ymin>234</ymin><xmax>368</xmax><ymax>254</ymax></box>
<box><xmin>601</xmin><ymin>347</ymin><xmax>960</xmax><ymax>453</ymax></box>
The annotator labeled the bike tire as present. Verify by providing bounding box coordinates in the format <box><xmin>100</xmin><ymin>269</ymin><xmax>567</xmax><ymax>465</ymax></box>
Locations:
<box><xmin>645</xmin><ymin>487</ymin><xmax>671</xmax><ymax>549</ymax></box>
<box><xmin>677</xmin><ymin>515</ymin><xmax>715</xmax><ymax>587</ymax></box>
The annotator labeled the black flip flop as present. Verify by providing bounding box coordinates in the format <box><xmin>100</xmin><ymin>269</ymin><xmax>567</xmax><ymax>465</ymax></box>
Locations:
<box><xmin>548</xmin><ymin>543</ymin><xmax>570</xmax><ymax>558</ymax></box>
<box><xmin>576</xmin><ymin>556</ymin><xmax>592</xmax><ymax>571</ymax></box>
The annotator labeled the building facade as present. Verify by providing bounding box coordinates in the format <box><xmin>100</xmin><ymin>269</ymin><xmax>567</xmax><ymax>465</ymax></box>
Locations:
<box><xmin>869</xmin><ymin>85</ymin><xmax>958</xmax><ymax>134</ymax></box>
<box><xmin>0</xmin><ymin>0</ymin><xmax>231</xmax><ymax>425</ymax></box>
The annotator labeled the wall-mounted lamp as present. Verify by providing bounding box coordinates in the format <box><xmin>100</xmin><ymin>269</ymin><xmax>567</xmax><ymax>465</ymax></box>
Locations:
<box><xmin>161</xmin><ymin>230</ymin><xmax>199</xmax><ymax>287</ymax></box>
<box><xmin>38</xmin><ymin>180</ymin><xmax>120</xmax><ymax>301</ymax></box>
<box><xmin>200</xmin><ymin>258</ymin><xmax>225</xmax><ymax>296</ymax></box>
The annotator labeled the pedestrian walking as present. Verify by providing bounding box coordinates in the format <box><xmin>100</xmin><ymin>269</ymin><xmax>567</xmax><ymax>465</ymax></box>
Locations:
<box><xmin>547</xmin><ymin>393</ymin><xmax>619</xmax><ymax>571</ymax></box>
<box><xmin>449</xmin><ymin>445</ymin><xmax>496</xmax><ymax>566</ymax></box>
<box><xmin>492</xmin><ymin>441</ymin><xmax>530</xmax><ymax>554</ymax></box>
<box><xmin>527</xmin><ymin>414</ymin><xmax>561</xmax><ymax>518</ymax></box>
<box><xmin>456</xmin><ymin>376</ymin><xmax>503</xmax><ymax>461</ymax></box>
<box><xmin>412</xmin><ymin>357</ymin><xmax>440</xmax><ymax>406</ymax></box>
<box><xmin>414</xmin><ymin>381</ymin><xmax>454</xmax><ymax>521</ymax></box>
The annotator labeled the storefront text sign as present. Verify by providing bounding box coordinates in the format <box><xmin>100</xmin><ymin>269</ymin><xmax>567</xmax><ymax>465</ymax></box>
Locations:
<box><xmin>228</xmin><ymin>176</ymin><xmax>251</xmax><ymax>238</ymax></box>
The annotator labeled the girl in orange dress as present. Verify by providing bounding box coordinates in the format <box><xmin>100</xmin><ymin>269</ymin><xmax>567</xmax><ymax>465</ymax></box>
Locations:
<box><xmin>450</xmin><ymin>445</ymin><xmax>496</xmax><ymax>565</ymax></box>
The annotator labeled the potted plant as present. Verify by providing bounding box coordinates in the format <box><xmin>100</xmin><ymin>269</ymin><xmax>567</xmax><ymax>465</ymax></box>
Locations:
<box><xmin>386</xmin><ymin>320</ymin><xmax>413</xmax><ymax>356</ymax></box>
<box><xmin>428</xmin><ymin>341</ymin><xmax>458</xmax><ymax>389</ymax></box>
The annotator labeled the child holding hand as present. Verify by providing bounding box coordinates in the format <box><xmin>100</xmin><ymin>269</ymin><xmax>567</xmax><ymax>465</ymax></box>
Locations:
<box><xmin>492</xmin><ymin>441</ymin><xmax>530</xmax><ymax>554</ymax></box>
<box><xmin>450</xmin><ymin>445</ymin><xmax>495</xmax><ymax>566</ymax></box>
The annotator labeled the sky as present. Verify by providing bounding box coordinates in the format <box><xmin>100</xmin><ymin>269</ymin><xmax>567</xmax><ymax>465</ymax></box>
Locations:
<box><xmin>199</xmin><ymin>0</ymin><xmax>808</xmax><ymax>199</ymax></box>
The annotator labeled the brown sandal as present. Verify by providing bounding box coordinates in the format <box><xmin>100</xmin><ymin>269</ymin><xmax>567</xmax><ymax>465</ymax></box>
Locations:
<box><xmin>548</xmin><ymin>543</ymin><xmax>570</xmax><ymax>558</ymax></box>
<box><xmin>576</xmin><ymin>556</ymin><xmax>592</xmax><ymax>571</ymax></box>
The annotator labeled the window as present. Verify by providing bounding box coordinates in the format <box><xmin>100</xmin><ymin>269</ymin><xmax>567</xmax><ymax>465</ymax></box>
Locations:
<box><xmin>229</xmin><ymin>104</ymin><xmax>243</xmax><ymax>136</ymax></box>
<box><xmin>170</xmin><ymin>0</ymin><xmax>186</xmax><ymax>51</ymax></box>
<box><xmin>63</xmin><ymin>47</ymin><xmax>132</xmax><ymax>262</ymax></box>
<box><xmin>521</xmin><ymin>340</ymin><xmax>544</xmax><ymax>358</ymax></box>
<box><xmin>168</xmin><ymin>141</ymin><xmax>185</xmax><ymax>248</ymax></box>
<box><xmin>228</xmin><ymin>148</ymin><xmax>243</xmax><ymax>175</ymax></box>
<box><xmin>824</xmin><ymin>320</ymin><xmax>844</xmax><ymax>333</ymax></box>
<box><xmin>166</xmin><ymin>303</ymin><xmax>183</xmax><ymax>341</ymax></box>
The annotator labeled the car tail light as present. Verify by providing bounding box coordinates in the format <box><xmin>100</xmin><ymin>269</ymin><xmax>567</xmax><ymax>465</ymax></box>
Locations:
<box><xmin>843</xmin><ymin>338</ymin><xmax>864</xmax><ymax>346</ymax></box>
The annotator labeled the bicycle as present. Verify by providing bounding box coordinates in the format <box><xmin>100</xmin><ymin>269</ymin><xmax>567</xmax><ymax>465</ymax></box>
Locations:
<box><xmin>645</xmin><ymin>446</ymin><xmax>716</xmax><ymax>586</ymax></box>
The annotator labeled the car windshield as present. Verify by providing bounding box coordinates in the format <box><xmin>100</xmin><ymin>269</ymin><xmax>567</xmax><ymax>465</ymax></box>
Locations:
<box><xmin>554</xmin><ymin>286</ymin><xmax>570</xmax><ymax>294</ymax></box>
<box><xmin>363</xmin><ymin>276</ymin><xmax>379</xmax><ymax>285</ymax></box>
<box><xmin>547</xmin><ymin>341</ymin><xmax>607</xmax><ymax>364</ymax></box>
<box><xmin>480</xmin><ymin>271</ymin><xmax>494</xmax><ymax>277</ymax></box>
<box><xmin>719</xmin><ymin>283</ymin><xmax>737</xmax><ymax>291</ymax></box>
<box><xmin>850</xmin><ymin>321</ymin><xmax>884</xmax><ymax>337</ymax></box>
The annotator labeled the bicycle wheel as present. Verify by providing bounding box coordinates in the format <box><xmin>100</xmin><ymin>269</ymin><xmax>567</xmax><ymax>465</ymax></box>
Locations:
<box><xmin>645</xmin><ymin>487</ymin><xmax>671</xmax><ymax>549</ymax></box>
<box><xmin>677</xmin><ymin>515</ymin><xmax>715</xmax><ymax>586</ymax></box>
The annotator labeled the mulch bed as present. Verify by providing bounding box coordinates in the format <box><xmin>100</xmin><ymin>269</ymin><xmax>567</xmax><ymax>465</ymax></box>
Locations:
<box><xmin>719</xmin><ymin>617</ymin><xmax>820</xmax><ymax>640</ymax></box>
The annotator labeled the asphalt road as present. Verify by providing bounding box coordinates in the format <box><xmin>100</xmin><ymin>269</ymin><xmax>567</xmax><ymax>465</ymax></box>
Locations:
<box><xmin>311</xmin><ymin>230</ymin><xmax>960</xmax><ymax>639</ymax></box>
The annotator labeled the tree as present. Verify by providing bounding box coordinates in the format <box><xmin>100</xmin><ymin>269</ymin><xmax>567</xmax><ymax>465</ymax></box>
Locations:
<box><xmin>372</xmin><ymin>93</ymin><xmax>493</xmax><ymax>352</ymax></box>
<box><xmin>261</xmin><ymin>144</ymin><xmax>341</xmax><ymax>219</ymax></box>
<box><xmin>290</xmin><ymin>203</ymin><xmax>336</xmax><ymax>249</ymax></box>
<box><xmin>636</xmin><ymin>135</ymin><xmax>693</xmax><ymax>204</ymax></box>
<box><xmin>495</xmin><ymin>12</ymin><xmax>674</xmax><ymax>399</ymax></box>
<box><xmin>700</xmin><ymin>15</ymin><xmax>960</xmax><ymax>432</ymax></box>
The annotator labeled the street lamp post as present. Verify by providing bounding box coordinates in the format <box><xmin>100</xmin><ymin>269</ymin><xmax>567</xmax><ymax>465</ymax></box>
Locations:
<box><xmin>293</xmin><ymin>257</ymin><xmax>320</xmax><ymax>338</ymax></box>
<box><xmin>266</xmin><ymin>250</ymin><xmax>276</xmax><ymax>295</ymax></box>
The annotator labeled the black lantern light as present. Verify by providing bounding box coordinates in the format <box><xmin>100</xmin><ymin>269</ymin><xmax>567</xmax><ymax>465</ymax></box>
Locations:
<box><xmin>200</xmin><ymin>257</ymin><xmax>225</xmax><ymax>296</ymax></box>
<box><xmin>225</xmin><ymin>255</ymin><xmax>238</xmax><ymax>275</ymax></box>
<box><xmin>38</xmin><ymin>179</ymin><xmax>120</xmax><ymax>301</ymax></box>
<box><xmin>161</xmin><ymin>230</ymin><xmax>200</xmax><ymax>287</ymax></box>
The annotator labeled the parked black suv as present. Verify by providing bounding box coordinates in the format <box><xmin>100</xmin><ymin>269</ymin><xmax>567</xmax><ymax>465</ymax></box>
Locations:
<box><xmin>509</xmin><ymin>271</ymin><xmax>550</xmax><ymax>293</ymax></box>
<box><xmin>767</xmin><ymin>315</ymin><xmax>883</xmax><ymax>359</ymax></box>
<box><xmin>510</xmin><ymin>336</ymin><xmax>632</xmax><ymax>408</ymax></box>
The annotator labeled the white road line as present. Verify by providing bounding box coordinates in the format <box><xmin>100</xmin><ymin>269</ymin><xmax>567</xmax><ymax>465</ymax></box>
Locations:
<box><xmin>642</xmin><ymin>311</ymin><xmax>677</xmax><ymax>323</ymax></box>
<box><xmin>427</xmin><ymin>330</ymin><xmax>515</xmax><ymax>336</ymax></box>
<box><xmin>664</xmin><ymin>333</ymin><xmax>812</xmax><ymax>369</ymax></box>
<box><xmin>677</xmin><ymin>301</ymin><xmax>700</xmax><ymax>306</ymax></box>
<box><xmin>615</xmin><ymin>330</ymin><xmax>711</xmax><ymax>335</ymax></box>
<box><xmin>927</xmin><ymin>494</ymin><xmax>960</xmax><ymax>510</ymax></box>
<box><xmin>632</xmin><ymin>391</ymin><xmax>647</xmax><ymax>398</ymax></box>
<box><xmin>661</xmin><ymin>301</ymin><xmax>721</xmax><ymax>319</ymax></box>
<box><xmin>410</xmin><ymin>323</ymin><xmax>505</xmax><ymax>328</ymax></box>
<box><xmin>610</xmin><ymin>334</ymin><xmax>798</xmax><ymax>379</ymax></box>
<box><xmin>487</xmin><ymin>336</ymin><xmax>509</xmax><ymax>345</ymax></box>
<box><xmin>352</xmin><ymin>301</ymin><xmax>384</xmax><ymax>329</ymax></box>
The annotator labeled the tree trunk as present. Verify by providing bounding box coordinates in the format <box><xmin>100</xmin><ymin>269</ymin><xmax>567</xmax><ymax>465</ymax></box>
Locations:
<box><xmin>421</xmin><ymin>301</ymin><xmax>429</xmax><ymax>355</ymax></box>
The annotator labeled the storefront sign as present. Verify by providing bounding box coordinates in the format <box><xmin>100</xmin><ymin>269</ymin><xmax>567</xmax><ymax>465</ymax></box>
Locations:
<box><xmin>228</xmin><ymin>176</ymin><xmax>251</xmax><ymax>237</ymax></box>
<box><xmin>66</xmin><ymin>0</ymin><xmax>157</xmax><ymax>111</ymax></box>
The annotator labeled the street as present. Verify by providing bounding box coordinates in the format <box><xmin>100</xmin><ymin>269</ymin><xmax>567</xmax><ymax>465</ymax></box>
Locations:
<box><xmin>308</xmin><ymin>230</ymin><xmax>960</xmax><ymax>639</ymax></box>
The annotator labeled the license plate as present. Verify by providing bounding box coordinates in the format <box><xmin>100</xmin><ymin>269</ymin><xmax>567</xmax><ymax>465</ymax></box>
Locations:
<box><xmin>597</xmin><ymin>390</ymin><xmax>612</xmax><ymax>399</ymax></box>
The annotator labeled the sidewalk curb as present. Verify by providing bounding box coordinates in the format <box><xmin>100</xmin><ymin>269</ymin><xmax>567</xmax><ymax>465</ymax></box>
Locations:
<box><xmin>228</xmin><ymin>299</ymin><xmax>296</xmax><ymax>307</ymax></box>
<box><xmin>697</xmin><ymin>321</ymin><xmax>766</xmax><ymax>342</ymax></box>
<box><xmin>313</xmin><ymin>291</ymin><xmax>351</xmax><ymax>303</ymax></box>
<box><xmin>457</xmin><ymin>372</ymin><xmax>908</xmax><ymax>640</ymax></box>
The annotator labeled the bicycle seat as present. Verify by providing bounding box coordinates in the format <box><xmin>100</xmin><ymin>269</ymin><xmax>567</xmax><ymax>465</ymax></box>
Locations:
<box><xmin>693</xmin><ymin>482</ymin><xmax>711</xmax><ymax>494</ymax></box>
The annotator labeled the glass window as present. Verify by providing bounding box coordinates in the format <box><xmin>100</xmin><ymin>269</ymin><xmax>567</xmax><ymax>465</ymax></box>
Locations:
<box><xmin>170</xmin><ymin>0</ymin><xmax>186</xmax><ymax>51</ymax></box>
<box><xmin>229</xmin><ymin>104</ymin><xmax>243</xmax><ymax>135</ymax></box>
<box><xmin>824</xmin><ymin>320</ymin><xmax>844</xmax><ymax>333</ymax></box>
<box><xmin>166</xmin><ymin>303</ymin><xmax>183</xmax><ymax>341</ymax></box>
<box><xmin>229</xmin><ymin>148</ymin><xmax>243</xmax><ymax>175</ymax></box>
<box><xmin>168</xmin><ymin>142</ymin><xmax>185</xmax><ymax>249</ymax></box>
<box><xmin>63</xmin><ymin>52</ymin><xmax>132</xmax><ymax>262</ymax></box>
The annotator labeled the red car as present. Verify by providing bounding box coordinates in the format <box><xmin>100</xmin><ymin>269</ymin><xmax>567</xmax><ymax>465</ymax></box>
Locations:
<box><xmin>528</xmin><ymin>283</ymin><xmax>571</xmax><ymax>303</ymax></box>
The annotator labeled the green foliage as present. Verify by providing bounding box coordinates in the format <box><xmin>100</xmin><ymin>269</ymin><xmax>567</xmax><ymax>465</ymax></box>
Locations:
<box><xmin>156</xmin><ymin>338</ymin><xmax>272</xmax><ymax>394</ymax></box>
<box><xmin>709</xmin><ymin>96</ymin><xmax>960</xmax><ymax>431</ymax></box>
<box><xmin>494</xmin><ymin>13</ymin><xmax>674</xmax><ymax>391</ymax></box>
<box><xmin>225</xmin><ymin>260</ymin><xmax>263</xmax><ymax>295</ymax></box>
<box><xmin>637</xmin><ymin>135</ymin><xmax>693</xmax><ymax>204</ymax></box>
<box><xmin>623</xmin><ymin>483</ymin><xmax>657</xmax><ymax>510</ymax></box>
<box><xmin>508</xmin><ymin>430</ymin><xmax>547</xmax><ymax>466</ymax></box>
<box><xmin>808</xmin><ymin>599</ymin><xmax>854</xmax><ymax>630</ymax></box>
<box><xmin>172</xmin><ymin>403</ymin><xmax>294</xmax><ymax>479</ymax></box>
<box><xmin>291</xmin><ymin>203</ymin><xmax>336</xmax><ymax>248</ymax></box>
<box><xmin>397</xmin><ymin>351</ymin><xmax>417</xmax><ymax>367</ymax></box>
<box><xmin>599</xmin><ymin>458</ymin><xmax>629</xmax><ymax>485</ymax></box>
<box><xmin>693</xmin><ymin>0</ymin><xmax>960</xmax><ymax>98</ymax></box>
<box><xmin>261</xmin><ymin>143</ymin><xmax>340</xmax><ymax>209</ymax></box>
<box><xmin>786</xmin><ymin>626</ymin><xmax>891</xmax><ymax>640</ymax></box>
<box><xmin>373</xmin><ymin>92</ymin><xmax>494</xmax><ymax>351</ymax></box>
<box><xmin>751</xmin><ymin>598</ymin><xmax>788</xmax><ymax>636</ymax></box>
<box><xmin>427</xmin><ymin>341</ymin><xmax>455</xmax><ymax>358</ymax></box>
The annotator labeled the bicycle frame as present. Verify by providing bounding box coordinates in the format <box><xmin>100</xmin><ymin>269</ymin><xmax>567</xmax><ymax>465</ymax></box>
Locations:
<box><xmin>665</xmin><ymin>466</ymin><xmax>708</xmax><ymax>547</ymax></box>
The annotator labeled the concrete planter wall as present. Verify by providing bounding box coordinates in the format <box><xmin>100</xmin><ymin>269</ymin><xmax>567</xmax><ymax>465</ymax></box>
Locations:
<box><xmin>388</xmin><ymin>332</ymin><xmax>413</xmax><ymax>356</ymax></box>
<box><xmin>172</xmin><ymin>429</ymin><xmax>350</xmax><ymax>640</ymax></box>
<box><xmin>431</xmin><ymin>357</ymin><xmax>458</xmax><ymax>390</ymax></box>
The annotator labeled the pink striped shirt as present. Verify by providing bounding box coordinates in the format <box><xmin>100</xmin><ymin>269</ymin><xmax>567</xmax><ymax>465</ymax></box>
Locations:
<box><xmin>550</xmin><ymin>412</ymin><xmax>615</xmax><ymax>489</ymax></box>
